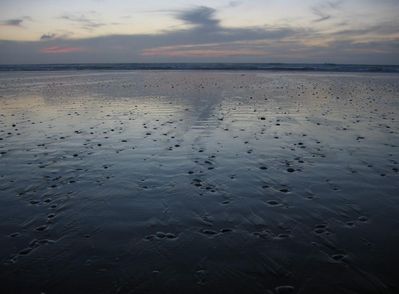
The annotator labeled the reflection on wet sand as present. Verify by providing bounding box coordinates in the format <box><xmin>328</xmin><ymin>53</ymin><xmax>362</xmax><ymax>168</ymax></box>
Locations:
<box><xmin>0</xmin><ymin>71</ymin><xmax>398</xmax><ymax>293</ymax></box>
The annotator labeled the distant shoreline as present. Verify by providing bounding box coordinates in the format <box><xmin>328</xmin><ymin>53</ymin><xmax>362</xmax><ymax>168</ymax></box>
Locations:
<box><xmin>0</xmin><ymin>63</ymin><xmax>398</xmax><ymax>73</ymax></box>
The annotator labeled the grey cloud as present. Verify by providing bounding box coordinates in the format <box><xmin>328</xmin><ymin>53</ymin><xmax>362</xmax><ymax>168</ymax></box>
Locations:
<box><xmin>1</xmin><ymin>19</ymin><xmax>24</xmax><ymax>27</ymax></box>
<box><xmin>168</xmin><ymin>6</ymin><xmax>298</xmax><ymax>43</ymax></box>
<box><xmin>176</xmin><ymin>6</ymin><xmax>219</xmax><ymax>29</ymax></box>
<box><xmin>312</xmin><ymin>8</ymin><xmax>331</xmax><ymax>22</ymax></box>
<box><xmin>40</xmin><ymin>31</ymin><xmax>73</xmax><ymax>41</ymax></box>
<box><xmin>60</xmin><ymin>14</ymin><xmax>105</xmax><ymax>30</ymax></box>
<box><xmin>311</xmin><ymin>0</ymin><xmax>343</xmax><ymax>22</ymax></box>
<box><xmin>40</xmin><ymin>33</ymin><xmax>57</xmax><ymax>40</ymax></box>
<box><xmin>1</xmin><ymin>16</ymin><xmax>33</xmax><ymax>27</ymax></box>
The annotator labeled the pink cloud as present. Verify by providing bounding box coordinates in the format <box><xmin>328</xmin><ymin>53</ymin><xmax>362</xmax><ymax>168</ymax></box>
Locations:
<box><xmin>40</xmin><ymin>46</ymin><xmax>85</xmax><ymax>54</ymax></box>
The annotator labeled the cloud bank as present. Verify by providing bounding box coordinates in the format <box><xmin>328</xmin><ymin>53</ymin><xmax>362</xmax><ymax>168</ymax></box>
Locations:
<box><xmin>0</xmin><ymin>5</ymin><xmax>398</xmax><ymax>64</ymax></box>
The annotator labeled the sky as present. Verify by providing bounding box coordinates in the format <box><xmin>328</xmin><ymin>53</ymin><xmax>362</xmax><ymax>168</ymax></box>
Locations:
<box><xmin>0</xmin><ymin>0</ymin><xmax>398</xmax><ymax>64</ymax></box>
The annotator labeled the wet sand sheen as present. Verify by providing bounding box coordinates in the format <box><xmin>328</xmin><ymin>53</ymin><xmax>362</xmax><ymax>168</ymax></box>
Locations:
<box><xmin>0</xmin><ymin>71</ymin><xmax>398</xmax><ymax>294</ymax></box>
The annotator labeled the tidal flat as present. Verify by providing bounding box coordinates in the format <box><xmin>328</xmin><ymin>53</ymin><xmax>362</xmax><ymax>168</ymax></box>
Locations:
<box><xmin>0</xmin><ymin>70</ymin><xmax>398</xmax><ymax>293</ymax></box>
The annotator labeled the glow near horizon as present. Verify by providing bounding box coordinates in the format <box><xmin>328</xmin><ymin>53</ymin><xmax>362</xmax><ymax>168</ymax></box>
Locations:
<box><xmin>0</xmin><ymin>0</ymin><xmax>398</xmax><ymax>64</ymax></box>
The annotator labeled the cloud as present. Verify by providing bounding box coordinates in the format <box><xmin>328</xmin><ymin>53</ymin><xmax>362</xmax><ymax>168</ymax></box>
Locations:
<box><xmin>312</xmin><ymin>8</ymin><xmax>331</xmax><ymax>22</ymax></box>
<box><xmin>0</xmin><ymin>16</ymin><xmax>32</xmax><ymax>27</ymax></box>
<box><xmin>164</xmin><ymin>6</ymin><xmax>300</xmax><ymax>45</ymax></box>
<box><xmin>39</xmin><ymin>31</ymin><xmax>73</xmax><ymax>41</ymax></box>
<box><xmin>142</xmin><ymin>43</ymin><xmax>269</xmax><ymax>58</ymax></box>
<box><xmin>311</xmin><ymin>0</ymin><xmax>343</xmax><ymax>22</ymax></box>
<box><xmin>140</xmin><ymin>6</ymin><xmax>303</xmax><ymax>57</ymax></box>
<box><xmin>40</xmin><ymin>46</ymin><xmax>85</xmax><ymax>54</ymax></box>
<box><xmin>176</xmin><ymin>6</ymin><xmax>219</xmax><ymax>29</ymax></box>
<box><xmin>329</xmin><ymin>21</ymin><xmax>399</xmax><ymax>38</ymax></box>
<box><xmin>1</xmin><ymin>19</ymin><xmax>24</xmax><ymax>27</ymax></box>
<box><xmin>0</xmin><ymin>5</ymin><xmax>398</xmax><ymax>64</ymax></box>
<box><xmin>142</xmin><ymin>48</ymin><xmax>267</xmax><ymax>58</ymax></box>
<box><xmin>60</xmin><ymin>13</ymin><xmax>105</xmax><ymax>30</ymax></box>
<box><xmin>40</xmin><ymin>33</ymin><xmax>57</xmax><ymax>40</ymax></box>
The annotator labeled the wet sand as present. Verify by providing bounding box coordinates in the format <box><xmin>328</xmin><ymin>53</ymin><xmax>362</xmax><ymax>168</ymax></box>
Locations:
<box><xmin>0</xmin><ymin>70</ymin><xmax>398</xmax><ymax>294</ymax></box>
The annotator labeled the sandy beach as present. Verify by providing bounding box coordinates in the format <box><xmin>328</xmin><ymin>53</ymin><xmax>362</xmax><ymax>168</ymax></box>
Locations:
<box><xmin>0</xmin><ymin>70</ymin><xmax>398</xmax><ymax>293</ymax></box>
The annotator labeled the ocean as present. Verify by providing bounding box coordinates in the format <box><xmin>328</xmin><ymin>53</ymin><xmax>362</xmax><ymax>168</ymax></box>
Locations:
<box><xmin>0</xmin><ymin>63</ymin><xmax>398</xmax><ymax>73</ymax></box>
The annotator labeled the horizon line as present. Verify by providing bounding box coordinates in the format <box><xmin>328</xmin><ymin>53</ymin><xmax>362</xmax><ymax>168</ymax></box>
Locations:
<box><xmin>1</xmin><ymin>62</ymin><xmax>398</xmax><ymax>66</ymax></box>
